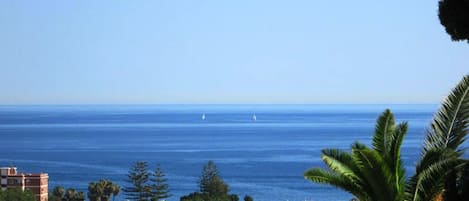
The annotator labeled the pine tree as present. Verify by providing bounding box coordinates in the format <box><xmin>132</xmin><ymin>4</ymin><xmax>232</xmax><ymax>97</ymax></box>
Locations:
<box><xmin>199</xmin><ymin>160</ymin><xmax>229</xmax><ymax>196</ymax></box>
<box><xmin>181</xmin><ymin>160</ymin><xmax>242</xmax><ymax>201</ymax></box>
<box><xmin>125</xmin><ymin>161</ymin><xmax>151</xmax><ymax>201</ymax></box>
<box><xmin>150</xmin><ymin>164</ymin><xmax>171</xmax><ymax>201</ymax></box>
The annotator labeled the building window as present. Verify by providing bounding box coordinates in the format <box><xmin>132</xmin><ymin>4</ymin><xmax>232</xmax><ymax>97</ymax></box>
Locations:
<box><xmin>7</xmin><ymin>179</ymin><xmax>23</xmax><ymax>185</ymax></box>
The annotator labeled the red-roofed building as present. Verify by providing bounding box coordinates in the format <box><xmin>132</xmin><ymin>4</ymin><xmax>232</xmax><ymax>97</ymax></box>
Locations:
<box><xmin>0</xmin><ymin>167</ymin><xmax>48</xmax><ymax>201</ymax></box>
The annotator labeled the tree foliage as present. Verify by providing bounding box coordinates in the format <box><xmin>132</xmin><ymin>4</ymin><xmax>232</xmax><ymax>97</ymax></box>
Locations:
<box><xmin>150</xmin><ymin>164</ymin><xmax>171</xmax><ymax>201</ymax></box>
<box><xmin>125</xmin><ymin>162</ymin><xmax>172</xmax><ymax>201</ymax></box>
<box><xmin>243</xmin><ymin>195</ymin><xmax>254</xmax><ymax>201</ymax></box>
<box><xmin>180</xmin><ymin>161</ymin><xmax>240</xmax><ymax>201</ymax></box>
<box><xmin>199</xmin><ymin>160</ymin><xmax>229</xmax><ymax>196</ymax></box>
<box><xmin>88</xmin><ymin>179</ymin><xmax>120</xmax><ymax>201</ymax></box>
<box><xmin>407</xmin><ymin>75</ymin><xmax>469</xmax><ymax>201</ymax></box>
<box><xmin>0</xmin><ymin>188</ymin><xmax>35</xmax><ymax>201</ymax></box>
<box><xmin>180</xmin><ymin>192</ymin><xmax>239</xmax><ymax>201</ymax></box>
<box><xmin>442</xmin><ymin>161</ymin><xmax>469</xmax><ymax>201</ymax></box>
<box><xmin>125</xmin><ymin>161</ymin><xmax>152</xmax><ymax>201</ymax></box>
<box><xmin>49</xmin><ymin>186</ymin><xmax>85</xmax><ymax>201</ymax></box>
<box><xmin>304</xmin><ymin>109</ymin><xmax>408</xmax><ymax>201</ymax></box>
<box><xmin>305</xmin><ymin>75</ymin><xmax>469</xmax><ymax>201</ymax></box>
<box><xmin>438</xmin><ymin>0</ymin><xmax>469</xmax><ymax>42</ymax></box>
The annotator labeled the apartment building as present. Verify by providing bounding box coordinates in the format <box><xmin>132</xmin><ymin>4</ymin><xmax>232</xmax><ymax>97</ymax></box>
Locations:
<box><xmin>0</xmin><ymin>167</ymin><xmax>48</xmax><ymax>201</ymax></box>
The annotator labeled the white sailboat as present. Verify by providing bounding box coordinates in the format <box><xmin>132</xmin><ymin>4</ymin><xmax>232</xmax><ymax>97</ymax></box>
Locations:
<box><xmin>202</xmin><ymin>113</ymin><xmax>206</xmax><ymax>120</ymax></box>
<box><xmin>252</xmin><ymin>114</ymin><xmax>257</xmax><ymax>122</ymax></box>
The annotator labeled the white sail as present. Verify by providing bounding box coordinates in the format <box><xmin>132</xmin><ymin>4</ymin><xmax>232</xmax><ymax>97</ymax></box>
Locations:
<box><xmin>202</xmin><ymin>114</ymin><xmax>206</xmax><ymax>120</ymax></box>
<box><xmin>252</xmin><ymin>114</ymin><xmax>257</xmax><ymax>121</ymax></box>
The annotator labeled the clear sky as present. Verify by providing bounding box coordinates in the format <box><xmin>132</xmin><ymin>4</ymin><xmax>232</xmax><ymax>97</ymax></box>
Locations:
<box><xmin>0</xmin><ymin>0</ymin><xmax>467</xmax><ymax>104</ymax></box>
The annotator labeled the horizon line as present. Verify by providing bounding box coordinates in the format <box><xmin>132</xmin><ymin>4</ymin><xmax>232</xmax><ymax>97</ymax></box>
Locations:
<box><xmin>0</xmin><ymin>103</ymin><xmax>440</xmax><ymax>106</ymax></box>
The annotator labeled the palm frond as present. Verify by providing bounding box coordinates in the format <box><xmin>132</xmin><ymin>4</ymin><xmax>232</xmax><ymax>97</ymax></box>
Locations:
<box><xmin>304</xmin><ymin>168</ymin><xmax>368</xmax><ymax>200</ymax></box>
<box><xmin>390</xmin><ymin>122</ymin><xmax>408</xmax><ymax>194</ymax></box>
<box><xmin>373</xmin><ymin>109</ymin><xmax>396</xmax><ymax>157</ymax></box>
<box><xmin>352</xmin><ymin>148</ymin><xmax>395</xmax><ymax>201</ymax></box>
<box><xmin>424</xmin><ymin>75</ymin><xmax>469</xmax><ymax>154</ymax></box>
<box><xmin>415</xmin><ymin>149</ymin><xmax>459</xmax><ymax>174</ymax></box>
<box><xmin>406</xmin><ymin>157</ymin><xmax>462</xmax><ymax>201</ymax></box>
<box><xmin>351</xmin><ymin>141</ymin><xmax>368</xmax><ymax>150</ymax></box>
<box><xmin>321</xmin><ymin>149</ymin><xmax>362</xmax><ymax>183</ymax></box>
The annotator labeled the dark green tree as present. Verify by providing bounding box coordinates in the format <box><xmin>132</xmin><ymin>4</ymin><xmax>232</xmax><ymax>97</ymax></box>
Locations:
<box><xmin>180</xmin><ymin>192</ymin><xmax>206</xmax><ymax>201</ymax></box>
<box><xmin>64</xmin><ymin>188</ymin><xmax>86</xmax><ymax>201</ymax></box>
<box><xmin>124</xmin><ymin>161</ymin><xmax>151</xmax><ymax>201</ymax></box>
<box><xmin>438</xmin><ymin>0</ymin><xmax>469</xmax><ymax>42</ymax></box>
<box><xmin>181</xmin><ymin>161</ymin><xmax>240</xmax><ymax>201</ymax></box>
<box><xmin>49</xmin><ymin>186</ymin><xmax>85</xmax><ymax>201</ymax></box>
<box><xmin>0</xmin><ymin>188</ymin><xmax>35</xmax><ymax>201</ymax></box>
<box><xmin>199</xmin><ymin>160</ymin><xmax>229</xmax><ymax>196</ymax></box>
<box><xmin>443</xmin><ymin>161</ymin><xmax>469</xmax><ymax>201</ymax></box>
<box><xmin>229</xmin><ymin>194</ymin><xmax>239</xmax><ymax>201</ymax></box>
<box><xmin>243</xmin><ymin>195</ymin><xmax>253</xmax><ymax>201</ymax></box>
<box><xmin>150</xmin><ymin>164</ymin><xmax>171</xmax><ymax>201</ymax></box>
<box><xmin>88</xmin><ymin>179</ymin><xmax>120</xmax><ymax>201</ymax></box>
<box><xmin>49</xmin><ymin>186</ymin><xmax>65</xmax><ymax>201</ymax></box>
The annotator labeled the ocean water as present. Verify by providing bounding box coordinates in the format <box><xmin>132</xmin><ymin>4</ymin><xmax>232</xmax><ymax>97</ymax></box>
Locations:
<box><xmin>0</xmin><ymin>104</ymin><xmax>444</xmax><ymax>201</ymax></box>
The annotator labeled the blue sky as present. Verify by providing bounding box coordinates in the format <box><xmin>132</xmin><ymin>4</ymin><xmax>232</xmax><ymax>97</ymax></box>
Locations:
<box><xmin>0</xmin><ymin>0</ymin><xmax>467</xmax><ymax>104</ymax></box>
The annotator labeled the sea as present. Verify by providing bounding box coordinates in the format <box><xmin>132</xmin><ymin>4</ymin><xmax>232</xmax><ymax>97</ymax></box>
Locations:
<box><xmin>0</xmin><ymin>104</ymin><xmax>451</xmax><ymax>201</ymax></box>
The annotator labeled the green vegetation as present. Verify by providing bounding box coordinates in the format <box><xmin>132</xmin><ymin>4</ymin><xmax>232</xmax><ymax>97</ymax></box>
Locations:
<box><xmin>124</xmin><ymin>161</ymin><xmax>172</xmax><ymax>201</ymax></box>
<box><xmin>443</xmin><ymin>162</ymin><xmax>469</xmax><ymax>200</ymax></box>
<box><xmin>304</xmin><ymin>109</ymin><xmax>408</xmax><ymax>201</ymax></box>
<box><xmin>49</xmin><ymin>186</ymin><xmax>86</xmax><ymax>201</ymax></box>
<box><xmin>124</xmin><ymin>161</ymin><xmax>151</xmax><ymax>201</ymax></box>
<box><xmin>0</xmin><ymin>188</ymin><xmax>35</xmax><ymax>201</ymax></box>
<box><xmin>180</xmin><ymin>160</ymin><xmax>249</xmax><ymax>201</ymax></box>
<box><xmin>199</xmin><ymin>161</ymin><xmax>229</xmax><ymax>196</ymax></box>
<box><xmin>243</xmin><ymin>195</ymin><xmax>254</xmax><ymax>201</ymax></box>
<box><xmin>406</xmin><ymin>75</ymin><xmax>469</xmax><ymax>200</ymax></box>
<box><xmin>150</xmin><ymin>164</ymin><xmax>171</xmax><ymax>201</ymax></box>
<box><xmin>88</xmin><ymin>179</ymin><xmax>120</xmax><ymax>201</ymax></box>
<box><xmin>438</xmin><ymin>0</ymin><xmax>469</xmax><ymax>42</ymax></box>
<box><xmin>304</xmin><ymin>75</ymin><xmax>469</xmax><ymax>201</ymax></box>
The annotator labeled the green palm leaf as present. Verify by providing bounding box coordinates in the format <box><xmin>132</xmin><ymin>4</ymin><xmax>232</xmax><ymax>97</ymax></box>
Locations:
<box><xmin>390</xmin><ymin>122</ymin><xmax>408</xmax><ymax>194</ymax></box>
<box><xmin>304</xmin><ymin>168</ymin><xmax>368</xmax><ymax>200</ymax></box>
<box><xmin>305</xmin><ymin>109</ymin><xmax>408</xmax><ymax>201</ymax></box>
<box><xmin>407</xmin><ymin>75</ymin><xmax>469</xmax><ymax>201</ymax></box>
<box><xmin>373</xmin><ymin>109</ymin><xmax>396</xmax><ymax>157</ymax></box>
<box><xmin>406</xmin><ymin>157</ymin><xmax>461</xmax><ymax>201</ymax></box>
<box><xmin>352</xmin><ymin>148</ymin><xmax>395</xmax><ymax>201</ymax></box>
<box><xmin>321</xmin><ymin>149</ymin><xmax>362</xmax><ymax>182</ymax></box>
<box><xmin>424</xmin><ymin>75</ymin><xmax>469</xmax><ymax>154</ymax></box>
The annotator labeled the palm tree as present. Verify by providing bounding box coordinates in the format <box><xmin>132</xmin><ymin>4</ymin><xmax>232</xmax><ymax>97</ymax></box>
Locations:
<box><xmin>88</xmin><ymin>179</ymin><xmax>120</xmax><ymax>201</ymax></box>
<box><xmin>304</xmin><ymin>109</ymin><xmax>408</xmax><ymax>201</ymax></box>
<box><xmin>304</xmin><ymin>75</ymin><xmax>469</xmax><ymax>201</ymax></box>
<box><xmin>64</xmin><ymin>188</ymin><xmax>85</xmax><ymax>201</ymax></box>
<box><xmin>406</xmin><ymin>75</ymin><xmax>469</xmax><ymax>201</ymax></box>
<box><xmin>442</xmin><ymin>161</ymin><xmax>469</xmax><ymax>201</ymax></box>
<box><xmin>49</xmin><ymin>186</ymin><xmax>65</xmax><ymax>201</ymax></box>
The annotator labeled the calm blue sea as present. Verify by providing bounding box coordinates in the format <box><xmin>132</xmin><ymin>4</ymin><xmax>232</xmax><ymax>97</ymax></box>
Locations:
<box><xmin>0</xmin><ymin>104</ymin><xmax>446</xmax><ymax>201</ymax></box>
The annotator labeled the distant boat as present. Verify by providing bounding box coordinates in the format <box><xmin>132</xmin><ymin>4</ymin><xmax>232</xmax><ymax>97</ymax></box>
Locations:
<box><xmin>201</xmin><ymin>114</ymin><xmax>206</xmax><ymax>120</ymax></box>
<box><xmin>252</xmin><ymin>114</ymin><xmax>257</xmax><ymax>122</ymax></box>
